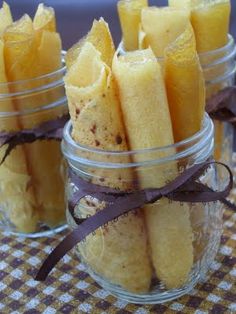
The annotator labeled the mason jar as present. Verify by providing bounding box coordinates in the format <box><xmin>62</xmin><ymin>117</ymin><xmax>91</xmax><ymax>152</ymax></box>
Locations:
<box><xmin>0</xmin><ymin>54</ymin><xmax>68</xmax><ymax>237</ymax></box>
<box><xmin>199</xmin><ymin>34</ymin><xmax>236</xmax><ymax>167</ymax></box>
<box><xmin>62</xmin><ymin>113</ymin><xmax>227</xmax><ymax>304</ymax></box>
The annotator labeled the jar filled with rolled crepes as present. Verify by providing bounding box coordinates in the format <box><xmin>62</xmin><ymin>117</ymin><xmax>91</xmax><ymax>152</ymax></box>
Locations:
<box><xmin>118</xmin><ymin>0</ymin><xmax>235</xmax><ymax>168</ymax></box>
<box><xmin>61</xmin><ymin>19</ymin><xmax>228</xmax><ymax>303</ymax></box>
<box><xmin>63</xmin><ymin>113</ymin><xmax>223</xmax><ymax>304</ymax></box>
<box><xmin>0</xmin><ymin>3</ymin><xmax>67</xmax><ymax>236</ymax></box>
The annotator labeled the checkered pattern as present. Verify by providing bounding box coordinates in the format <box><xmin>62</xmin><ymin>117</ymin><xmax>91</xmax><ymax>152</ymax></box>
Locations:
<box><xmin>0</xmin><ymin>176</ymin><xmax>236</xmax><ymax>313</ymax></box>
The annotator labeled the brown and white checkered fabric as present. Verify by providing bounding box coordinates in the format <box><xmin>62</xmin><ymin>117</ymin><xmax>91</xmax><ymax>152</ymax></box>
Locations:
<box><xmin>0</xmin><ymin>182</ymin><xmax>235</xmax><ymax>313</ymax></box>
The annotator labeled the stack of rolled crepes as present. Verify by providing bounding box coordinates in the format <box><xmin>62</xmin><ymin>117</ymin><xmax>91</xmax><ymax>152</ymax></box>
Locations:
<box><xmin>64</xmin><ymin>14</ymin><xmax>205</xmax><ymax>292</ymax></box>
<box><xmin>118</xmin><ymin>0</ymin><xmax>231</xmax><ymax>160</ymax></box>
<box><xmin>0</xmin><ymin>2</ymin><xmax>65</xmax><ymax>233</ymax></box>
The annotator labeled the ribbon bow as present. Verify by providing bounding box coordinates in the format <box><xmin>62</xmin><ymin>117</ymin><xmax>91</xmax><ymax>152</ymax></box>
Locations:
<box><xmin>35</xmin><ymin>160</ymin><xmax>236</xmax><ymax>282</ymax></box>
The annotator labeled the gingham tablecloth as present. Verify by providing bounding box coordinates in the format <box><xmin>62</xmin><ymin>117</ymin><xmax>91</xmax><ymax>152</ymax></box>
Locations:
<box><xmin>0</xmin><ymin>193</ymin><xmax>235</xmax><ymax>313</ymax></box>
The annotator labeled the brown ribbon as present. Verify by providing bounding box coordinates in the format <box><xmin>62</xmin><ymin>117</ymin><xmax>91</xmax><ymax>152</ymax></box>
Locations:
<box><xmin>0</xmin><ymin>114</ymin><xmax>69</xmax><ymax>165</ymax></box>
<box><xmin>35</xmin><ymin>160</ymin><xmax>236</xmax><ymax>282</ymax></box>
<box><xmin>206</xmin><ymin>86</ymin><xmax>236</xmax><ymax>123</ymax></box>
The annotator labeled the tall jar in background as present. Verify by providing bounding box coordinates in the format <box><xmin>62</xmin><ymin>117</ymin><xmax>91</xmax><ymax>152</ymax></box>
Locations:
<box><xmin>62</xmin><ymin>113</ymin><xmax>226</xmax><ymax>304</ymax></box>
<box><xmin>199</xmin><ymin>34</ymin><xmax>236</xmax><ymax>166</ymax></box>
<box><xmin>118</xmin><ymin>33</ymin><xmax>236</xmax><ymax>167</ymax></box>
<box><xmin>0</xmin><ymin>55</ymin><xmax>67</xmax><ymax>237</ymax></box>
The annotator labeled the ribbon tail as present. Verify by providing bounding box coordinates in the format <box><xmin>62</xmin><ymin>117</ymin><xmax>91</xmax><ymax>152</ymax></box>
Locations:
<box><xmin>35</xmin><ymin>227</ymin><xmax>86</xmax><ymax>281</ymax></box>
<box><xmin>186</xmin><ymin>182</ymin><xmax>236</xmax><ymax>211</ymax></box>
<box><xmin>35</xmin><ymin>191</ymin><xmax>146</xmax><ymax>281</ymax></box>
<box><xmin>221</xmin><ymin>197</ymin><xmax>236</xmax><ymax>211</ymax></box>
<box><xmin>0</xmin><ymin>133</ymin><xmax>37</xmax><ymax>165</ymax></box>
<box><xmin>0</xmin><ymin>140</ymin><xmax>14</xmax><ymax>165</ymax></box>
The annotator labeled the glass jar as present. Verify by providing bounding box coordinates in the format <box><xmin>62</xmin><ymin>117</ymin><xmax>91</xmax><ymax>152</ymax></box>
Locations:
<box><xmin>62</xmin><ymin>113</ymin><xmax>226</xmax><ymax>304</ymax></box>
<box><xmin>199</xmin><ymin>34</ymin><xmax>236</xmax><ymax>167</ymax></box>
<box><xmin>0</xmin><ymin>54</ymin><xmax>68</xmax><ymax>237</ymax></box>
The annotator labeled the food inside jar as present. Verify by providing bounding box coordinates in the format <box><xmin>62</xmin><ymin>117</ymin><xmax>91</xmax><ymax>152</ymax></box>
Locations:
<box><xmin>64</xmin><ymin>3</ymin><xmax>210</xmax><ymax>291</ymax></box>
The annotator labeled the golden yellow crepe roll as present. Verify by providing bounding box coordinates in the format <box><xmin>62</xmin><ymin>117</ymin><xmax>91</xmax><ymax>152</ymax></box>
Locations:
<box><xmin>33</xmin><ymin>3</ymin><xmax>56</xmax><ymax>36</ymax></box>
<box><xmin>33</xmin><ymin>4</ymin><xmax>61</xmax><ymax>80</ymax></box>
<box><xmin>164</xmin><ymin>25</ymin><xmax>206</xmax><ymax>262</ymax></box>
<box><xmin>3</xmin><ymin>15</ymin><xmax>36</xmax><ymax>81</ymax></box>
<box><xmin>26</xmin><ymin>4</ymin><xmax>65</xmax><ymax>227</ymax></box>
<box><xmin>0</xmin><ymin>37</ymin><xmax>38</xmax><ymax>233</ymax></box>
<box><xmin>64</xmin><ymin>42</ymin><xmax>152</xmax><ymax>293</ymax></box>
<box><xmin>66</xmin><ymin>18</ymin><xmax>115</xmax><ymax>69</ymax></box>
<box><xmin>117</xmin><ymin>0</ymin><xmax>148</xmax><ymax>51</ymax></box>
<box><xmin>113</xmin><ymin>48</ymin><xmax>193</xmax><ymax>289</ymax></box>
<box><xmin>0</xmin><ymin>2</ymin><xmax>12</xmax><ymax>35</ymax></box>
<box><xmin>187</xmin><ymin>0</ymin><xmax>231</xmax><ymax>98</ymax></box>
<box><xmin>164</xmin><ymin>24</ymin><xmax>205</xmax><ymax>142</ymax></box>
<box><xmin>169</xmin><ymin>0</ymin><xmax>230</xmax><ymax>53</ymax></box>
<box><xmin>169</xmin><ymin>0</ymin><xmax>231</xmax><ymax>162</ymax></box>
<box><xmin>141</xmin><ymin>7</ymin><xmax>190</xmax><ymax>57</ymax></box>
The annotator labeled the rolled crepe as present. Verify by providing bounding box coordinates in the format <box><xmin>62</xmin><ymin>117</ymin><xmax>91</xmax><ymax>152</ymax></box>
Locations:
<box><xmin>169</xmin><ymin>0</ymin><xmax>231</xmax><ymax>161</ymax></box>
<box><xmin>168</xmin><ymin>0</ymin><xmax>231</xmax><ymax>95</ymax></box>
<box><xmin>117</xmin><ymin>0</ymin><xmax>148</xmax><ymax>51</ymax></box>
<box><xmin>0</xmin><ymin>37</ymin><xmax>38</xmax><ymax>233</ymax></box>
<box><xmin>0</xmin><ymin>2</ymin><xmax>12</xmax><ymax>35</ymax></box>
<box><xmin>3</xmin><ymin>6</ymin><xmax>65</xmax><ymax>228</ymax></box>
<box><xmin>164</xmin><ymin>24</ymin><xmax>205</xmax><ymax>142</ymax></box>
<box><xmin>66</xmin><ymin>18</ymin><xmax>115</xmax><ymax>69</ymax></box>
<box><xmin>141</xmin><ymin>7</ymin><xmax>190</xmax><ymax>57</ymax></box>
<box><xmin>29</xmin><ymin>5</ymin><xmax>65</xmax><ymax>227</ymax></box>
<box><xmin>113</xmin><ymin>48</ymin><xmax>193</xmax><ymax>289</ymax></box>
<box><xmin>169</xmin><ymin>0</ymin><xmax>230</xmax><ymax>52</ymax></box>
<box><xmin>64</xmin><ymin>42</ymin><xmax>152</xmax><ymax>293</ymax></box>
<box><xmin>164</xmin><ymin>24</ymin><xmax>206</xmax><ymax>263</ymax></box>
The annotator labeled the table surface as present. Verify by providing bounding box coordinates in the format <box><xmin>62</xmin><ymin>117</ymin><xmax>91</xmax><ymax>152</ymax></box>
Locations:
<box><xmin>0</xmin><ymin>190</ymin><xmax>235</xmax><ymax>313</ymax></box>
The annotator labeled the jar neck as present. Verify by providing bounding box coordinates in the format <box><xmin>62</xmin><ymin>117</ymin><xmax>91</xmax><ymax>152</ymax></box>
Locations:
<box><xmin>62</xmin><ymin>113</ymin><xmax>214</xmax><ymax>170</ymax></box>
<box><xmin>118</xmin><ymin>34</ymin><xmax>236</xmax><ymax>88</ymax></box>
<box><xmin>200</xmin><ymin>35</ymin><xmax>236</xmax><ymax>97</ymax></box>
<box><xmin>0</xmin><ymin>51</ymin><xmax>66</xmax><ymax>116</ymax></box>
<box><xmin>199</xmin><ymin>34</ymin><xmax>236</xmax><ymax>69</ymax></box>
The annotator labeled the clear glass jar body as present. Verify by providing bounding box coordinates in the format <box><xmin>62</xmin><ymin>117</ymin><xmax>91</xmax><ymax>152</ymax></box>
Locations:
<box><xmin>199</xmin><ymin>34</ymin><xmax>236</xmax><ymax>167</ymax></box>
<box><xmin>62</xmin><ymin>114</ymin><xmax>225</xmax><ymax>304</ymax></box>
<box><xmin>0</xmin><ymin>56</ymin><xmax>67</xmax><ymax>237</ymax></box>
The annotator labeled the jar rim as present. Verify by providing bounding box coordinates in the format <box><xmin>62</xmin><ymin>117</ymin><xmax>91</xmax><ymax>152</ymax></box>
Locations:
<box><xmin>0</xmin><ymin>50</ymin><xmax>66</xmax><ymax>98</ymax></box>
<box><xmin>198</xmin><ymin>34</ymin><xmax>235</xmax><ymax>59</ymax></box>
<box><xmin>199</xmin><ymin>34</ymin><xmax>236</xmax><ymax>70</ymax></box>
<box><xmin>0</xmin><ymin>51</ymin><xmax>67</xmax><ymax>117</ymax></box>
<box><xmin>62</xmin><ymin>113</ymin><xmax>214</xmax><ymax>168</ymax></box>
<box><xmin>118</xmin><ymin>34</ymin><xmax>235</xmax><ymax>62</ymax></box>
<box><xmin>206</xmin><ymin>62</ymin><xmax>236</xmax><ymax>86</ymax></box>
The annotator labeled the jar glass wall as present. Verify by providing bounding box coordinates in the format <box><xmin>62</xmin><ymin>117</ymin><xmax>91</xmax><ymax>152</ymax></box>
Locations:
<box><xmin>0</xmin><ymin>54</ymin><xmax>68</xmax><ymax>237</ymax></box>
<box><xmin>62</xmin><ymin>113</ymin><xmax>226</xmax><ymax>304</ymax></box>
<box><xmin>199</xmin><ymin>34</ymin><xmax>236</xmax><ymax>167</ymax></box>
